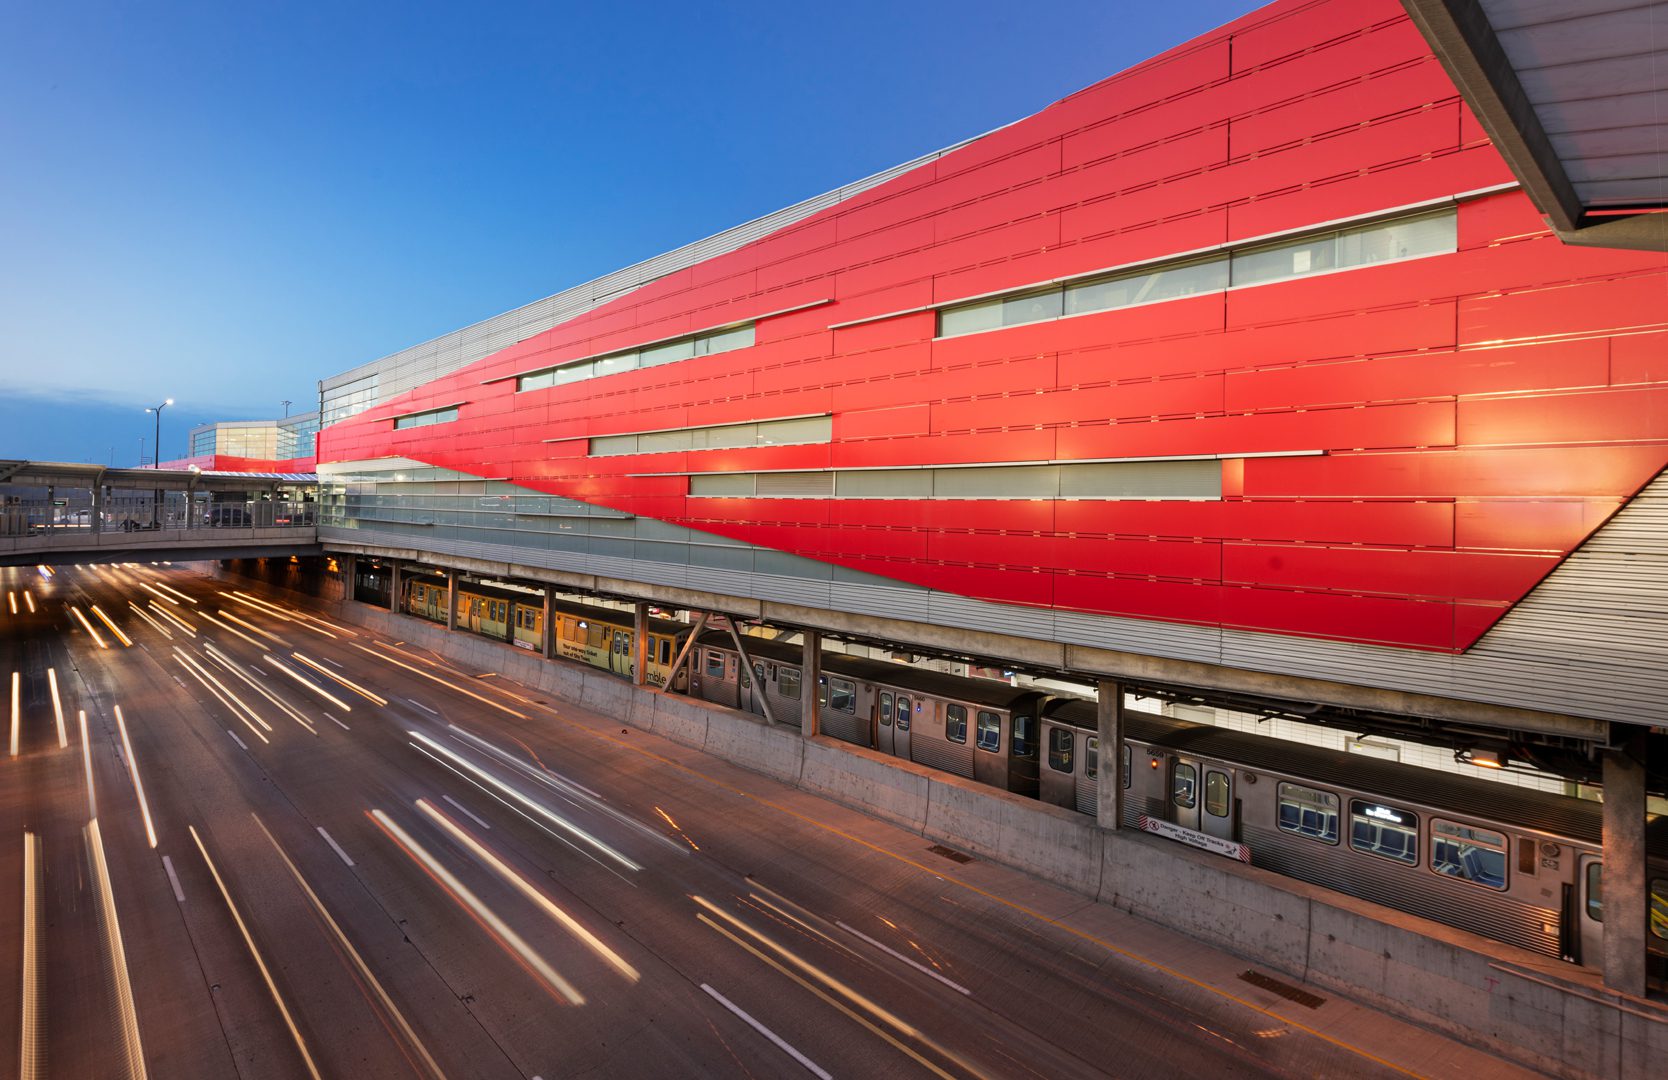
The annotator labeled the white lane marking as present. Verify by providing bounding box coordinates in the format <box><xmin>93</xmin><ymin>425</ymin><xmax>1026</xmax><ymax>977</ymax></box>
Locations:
<box><xmin>836</xmin><ymin>920</ymin><xmax>970</xmax><ymax>996</ymax></box>
<box><xmin>408</xmin><ymin>697</ymin><xmax>440</xmax><ymax>716</ymax></box>
<box><xmin>172</xmin><ymin>675</ymin><xmax>188</xmax><ymax>688</ymax></box>
<box><xmin>227</xmin><ymin>729</ymin><xmax>249</xmax><ymax>751</ymax></box>
<box><xmin>324</xmin><ymin>712</ymin><xmax>350</xmax><ymax>732</ymax></box>
<box><xmin>442</xmin><ymin>794</ymin><xmax>492</xmax><ymax>829</ymax></box>
<box><xmin>320</xmin><ymin>656</ymin><xmax>345</xmax><ymax>669</ymax></box>
<box><xmin>162</xmin><ymin>855</ymin><xmax>186</xmax><ymax>903</ymax></box>
<box><xmin>701</xmin><ymin>983</ymin><xmax>831</xmax><ymax>1080</ymax></box>
<box><xmin>317</xmin><ymin>827</ymin><xmax>355</xmax><ymax>867</ymax></box>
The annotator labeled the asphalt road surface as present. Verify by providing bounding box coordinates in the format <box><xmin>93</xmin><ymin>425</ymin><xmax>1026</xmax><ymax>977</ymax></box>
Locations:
<box><xmin>0</xmin><ymin>562</ymin><xmax>1526</xmax><ymax>1079</ymax></box>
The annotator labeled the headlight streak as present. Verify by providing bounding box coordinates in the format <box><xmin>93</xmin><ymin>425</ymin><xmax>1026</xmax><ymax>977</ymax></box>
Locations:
<box><xmin>248</xmin><ymin>816</ymin><xmax>449</xmax><ymax>1080</ymax></box>
<box><xmin>126</xmin><ymin>602</ymin><xmax>173</xmax><ymax>640</ymax></box>
<box><xmin>71</xmin><ymin>606</ymin><xmax>108</xmax><ymax>648</ymax></box>
<box><xmin>692</xmin><ymin>896</ymin><xmax>986</xmax><ymax>1080</ymax></box>
<box><xmin>87</xmin><ymin>820</ymin><xmax>149</xmax><ymax>1080</ymax></box>
<box><xmin>138</xmin><ymin>581</ymin><xmax>180</xmax><ymax>606</ymax></box>
<box><xmin>406</xmin><ymin>730</ymin><xmax>641</xmax><ymax>872</ymax></box>
<box><xmin>200</xmin><ymin>645</ymin><xmax>315</xmax><ymax>734</ymax></box>
<box><xmin>189</xmin><ymin>825</ymin><xmax>323</xmax><ymax>1079</ymax></box>
<box><xmin>263</xmin><ymin>655</ymin><xmax>352</xmax><ymax>712</ymax></box>
<box><xmin>46</xmin><ymin>668</ymin><xmax>67</xmax><ymax>749</ymax></box>
<box><xmin>114</xmin><ymin>707</ymin><xmax>158</xmax><ymax>848</ymax></box>
<box><xmin>90</xmin><ymin>605</ymin><xmax>134</xmax><ymax>647</ymax></box>
<box><xmin>79</xmin><ymin>710</ymin><xmax>97</xmax><ymax>817</ymax></box>
<box><xmin>291</xmin><ymin>652</ymin><xmax>387</xmax><ymax>705</ymax></box>
<box><xmin>146</xmin><ymin>600</ymin><xmax>197</xmax><ymax>637</ymax></box>
<box><xmin>37</xmin><ymin>565</ymin><xmax>53</xmax><ymax>578</ymax></box>
<box><xmin>368</xmin><ymin>809</ymin><xmax>585</xmax><ymax>1006</ymax></box>
<box><xmin>414</xmin><ymin>799</ymin><xmax>640</xmax><ymax>983</ymax></box>
<box><xmin>230</xmin><ymin>590</ymin><xmax>356</xmax><ymax>637</ymax></box>
<box><xmin>23</xmin><ymin>590</ymin><xmax>35</xmax><ymax>613</ymax></box>
<box><xmin>198</xmin><ymin>610</ymin><xmax>269</xmax><ymax>650</ymax></box>
<box><xmin>19</xmin><ymin>830</ymin><xmax>42</xmax><ymax>1080</ymax></box>
<box><xmin>147</xmin><ymin>579</ymin><xmax>196</xmax><ymax>605</ymax></box>
<box><xmin>355</xmin><ymin>643</ymin><xmax>527</xmax><ymax>719</ymax></box>
<box><xmin>218</xmin><ymin>609</ymin><xmax>286</xmax><ymax>645</ymax></box>
<box><xmin>174</xmin><ymin>652</ymin><xmax>271</xmax><ymax>744</ymax></box>
<box><xmin>7</xmin><ymin>591</ymin><xmax>15</xmax><ymax>615</ymax></box>
<box><xmin>226</xmin><ymin>591</ymin><xmax>337</xmax><ymax>640</ymax></box>
<box><xmin>446</xmin><ymin>725</ymin><xmax>688</xmax><ymax>857</ymax></box>
<box><xmin>9</xmin><ymin>672</ymin><xmax>19</xmax><ymax>757</ymax></box>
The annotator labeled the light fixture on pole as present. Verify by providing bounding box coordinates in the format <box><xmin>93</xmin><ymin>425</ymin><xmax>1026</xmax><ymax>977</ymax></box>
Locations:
<box><xmin>145</xmin><ymin>399</ymin><xmax>173</xmax><ymax>468</ymax></box>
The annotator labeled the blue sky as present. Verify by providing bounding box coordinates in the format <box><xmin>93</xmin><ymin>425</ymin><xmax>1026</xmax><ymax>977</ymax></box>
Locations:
<box><xmin>1</xmin><ymin>0</ymin><xmax>1250</xmax><ymax>464</ymax></box>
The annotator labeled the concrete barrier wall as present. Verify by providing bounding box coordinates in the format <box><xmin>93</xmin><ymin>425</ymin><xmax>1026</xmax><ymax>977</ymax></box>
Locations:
<box><xmin>209</xmin><ymin>565</ymin><xmax>1665</xmax><ymax>1080</ymax></box>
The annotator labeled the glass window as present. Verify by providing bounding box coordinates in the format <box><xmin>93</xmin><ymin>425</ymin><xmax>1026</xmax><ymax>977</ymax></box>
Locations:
<box><xmin>894</xmin><ymin>695</ymin><xmax>910</xmax><ymax>731</ymax></box>
<box><xmin>638</xmin><ymin>339</ymin><xmax>695</xmax><ymax>368</ymax></box>
<box><xmin>827</xmin><ymin>677</ymin><xmax>856</xmax><ymax>714</ymax></box>
<box><xmin>1231</xmin><ymin>235</ymin><xmax>1337</xmax><ymax>287</ymax></box>
<box><xmin>879</xmin><ymin>691</ymin><xmax>893</xmax><ymax>727</ymax></box>
<box><xmin>394</xmin><ymin>406</ymin><xmax>459</xmax><ymax>430</ymax></box>
<box><xmin>1172</xmin><ymin>763</ymin><xmax>1197</xmax><ymax>810</ymax></box>
<box><xmin>1047</xmin><ymin>727</ymin><xmax>1074</xmax><ymax>773</ymax></box>
<box><xmin>1011</xmin><ymin>714</ymin><xmax>1034</xmax><ymax>758</ymax></box>
<box><xmin>659</xmin><ymin>638</ymin><xmax>672</xmax><ymax>665</ymax></box>
<box><xmin>1086</xmin><ymin>735</ymin><xmax>1099</xmax><ymax>781</ymax></box>
<box><xmin>1205</xmin><ymin>770</ymin><xmax>1230</xmax><ymax>819</ymax></box>
<box><xmin>1337</xmin><ymin>210</ymin><xmax>1456</xmax><ymax>267</ymax></box>
<box><xmin>1650</xmin><ymin>878</ymin><xmax>1666</xmax><ymax>940</ymax></box>
<box><xmin>945</xmin><ymin>704</ymin><xmax>968</xmax><ymax>744</ymax></box>
<box><xmin>1587</xmin><ymin>861</ymin><xmax>1603</xmax><ymax>922</ymax></box>
<box><xmin>1276</xmin><ymin>783</ymin><xmax>1340</xmax><ymax>844</ymax></box>
<box><xmin>1431</xmin><ymin>820</ymin><xmax>1508</xmax><ymax>890</ymax></box>
<box><xmin>1002</xmin><ymin>289</ymin><xmax>1062</xmax><ymax>327</ymax></box>
<box><xmin>1348</xmin><ymin>801</ymin><xmax>1418</xmax><ymax>865</ymax></box>
<box><xmin>778</xmin><ymin>667</ymin><xmax>802</xmax><ymax>700</ymax></box>
<box><xmin>938</xmin><ymin>298</ymin><xmax>1004</xmax><ymax>337</ymax></box>
<box><xmin>975</xmin><ymin>710</ymin><xmax>1001</xmax><ymax>753</ymax></box>
<box><xmin>591</xmin><ymin>351</ymin><xmax>639</xmax><ymax>379</ymax></box>
<box><xmin>697</xmin><ymin>324</ymin><xmax>755</xmax><ymax>355</ymax></box>
<box><xmin>704</xmin><ymin>651</ymin><xmax>726</xmax><ymax>678</ymax></box>
<box><xmin>554</xmin><ymin>361</ymin><xmax>593</xmax><ymax>384</ymax></box>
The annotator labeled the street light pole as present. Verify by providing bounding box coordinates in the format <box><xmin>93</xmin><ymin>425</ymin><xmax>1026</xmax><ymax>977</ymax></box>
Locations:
<box><xmin>145</xmin><ymin>399</ymin><xmax>173</xmax><ymax>467</ymax></box>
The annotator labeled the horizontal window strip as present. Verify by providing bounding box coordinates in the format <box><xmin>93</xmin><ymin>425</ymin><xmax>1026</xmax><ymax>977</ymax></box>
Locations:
<box><xmin>936</xmin><ymin>207</ymin><xmax>1457</xmax><ymax>339</ymax></box>
<box><xmin>392</xmin><ymin>404</ymin><xmax>461</xmax><ymax>430</ymax></box>
<box><xmin>590</xmin><ymin>415</ymin><xmax>832</xmax><ymax>457</ymax></box>
<box><xmin>515</xmin><ymin>322</ymin><xmax>756</xmax><ymax>394</ymax></box>
<box><xmin>689</xmin><ymin>460</ymin><xmax>1221</xmax><ymax>500</ymax></box>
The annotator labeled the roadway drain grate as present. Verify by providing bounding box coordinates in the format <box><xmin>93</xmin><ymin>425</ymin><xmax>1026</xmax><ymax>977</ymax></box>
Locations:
<box><xmin>1238</xmin><ymin>970</ymin><xmax>1324</xmax><ymax>1009</ymax></box>
<box><xmin>927</xmin><ymin>844</ymin><xmax>974</xmax><ymax>864</ymax></box>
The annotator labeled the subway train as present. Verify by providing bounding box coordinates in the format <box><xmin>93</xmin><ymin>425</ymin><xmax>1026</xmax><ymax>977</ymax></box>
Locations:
<box><xmin>397</xmin><ymin>573</ymin><xmax>1665</xmax><ymax>977</ymax></box>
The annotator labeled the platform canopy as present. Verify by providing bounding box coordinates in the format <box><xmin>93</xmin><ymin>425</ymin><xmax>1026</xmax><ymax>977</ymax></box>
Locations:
<box><xmin>0</xmin><ymin>459</ymin><xmax>317</xmax><ymax>491</ymax></box>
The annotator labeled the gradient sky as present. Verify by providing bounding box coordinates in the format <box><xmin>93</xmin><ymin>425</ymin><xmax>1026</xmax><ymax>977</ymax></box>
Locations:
<box><xmin>1</xmin><ymin>0</ymin><xmax>1251</xmax><ymax>464</ymax></box>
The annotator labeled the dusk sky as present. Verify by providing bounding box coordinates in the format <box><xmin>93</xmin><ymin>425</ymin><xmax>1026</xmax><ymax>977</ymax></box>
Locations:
<box><xmin>1</xmin><ymin>0</ymin><xmax>1249</xmax><ymax>464</ymax></box>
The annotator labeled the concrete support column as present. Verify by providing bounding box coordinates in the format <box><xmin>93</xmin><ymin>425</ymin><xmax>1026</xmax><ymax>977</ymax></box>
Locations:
<box><xmin>445</xmin><ymin>569</ymin><xmax>458</xmax><ymax>630</ymax></box>
<box><xmin>801</xmin><ymin>630</ymin><xmax>821</xmax><ymax>738</ymax></box>
<box><xmin>1601</xmin><ymin>740</ymin><xmax>1648</xmax><ymax>996</ymax></box>
<box><xmin>92</xmin><ymin>485</ymin><xmax>105</xmax><ymax>535</ymax></box>
<box><xmin>341</xmin><ymin>555</ymin><xmax>357</xmax><ymax>603</ymax></box>
<box><xmin>46</xmin><ymin>485</ymin><xmax>54</xmax><ymax>533</ymax></box>
<box><xmin>541</xmin><ymin>589</ymin><xmax>555</xmax><ymax>659</ymax></box>
<box><xmin>389</xmin><ymin>562</ymin><xmax>402</xmax><ymax>615</ymax></box>
<box><xmin>1096</xmin><ymin>679</ymin><xmax>1124</xmax><ymax>831</ymax></box>
<box><xmin>632</xmin><ymin>602</ymin><xmax>649</xmax><ymax>686</ymax></box>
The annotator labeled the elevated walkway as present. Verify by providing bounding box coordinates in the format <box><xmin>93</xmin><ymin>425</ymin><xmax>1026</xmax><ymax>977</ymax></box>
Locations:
<box><xmin>0</xmin><ymin>524</ymin><xmax>319</xmax><ymax>567</ymax></box>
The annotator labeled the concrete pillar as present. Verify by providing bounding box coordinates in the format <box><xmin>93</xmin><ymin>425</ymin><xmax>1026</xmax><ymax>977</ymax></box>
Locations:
<box><xmin>46</xmin><ymin>485</ymin><xmax>54</xmax><ymax>533</ymax></box>
<box><xmin>801</xmin><ymin>630</ymin><xmax>821</xmax><ymax>738</ymax></box>
<box><xmin>541</xmin><ymin>589</ymin><xmax>555</xmax><ymax>659</ymax></box>
<box><xmin>1601</xmin><ymin>740</ymin><xmax>1648</xmax><ymax>996</ymax></box>
<box><xmin>445</xmin><ymin>569</ymin><xmax>458</xmax><ymax>631</ymax></box>
<box><xmin>632</xmin><ymin>602</ymin><xmax>649</xmax><ymax>686</ymax></box>
<box><xmin>1096</xmin><ymin>679</ymin><xmax>1124</xmax><ymax>831</ymax></box>
<box><xmin>341</xmin><ymin>555</ymin><xmax>357</xmax><ymax>603</ymax></box>
<box><xmin>389</xmin><ymin>562</ymin><xmax>402</xmax><ymax>615</ymax></box>
<box><xmin>92</xmin><ymin>485</ymin><xmax>104</xmax><ymax>535</ymax></box>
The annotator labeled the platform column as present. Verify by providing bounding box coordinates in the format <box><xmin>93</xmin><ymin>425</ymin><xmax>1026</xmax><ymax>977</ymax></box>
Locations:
<box><xmin>801</xmin><ymin>630</ymin><xmax>821</xmax><ymax>738</ymax></box>
<box><xmin>632</xmin><ymin>602</ymin><xmax>649</xmax><ymax>686</ymax></box>
<box><xmin>446</xmin><ymin>569</ymin><xmax>458</xmax><ymax>631</ymax></box>
<box><xmin>341</xmin><ymin>555</ymin><xmax>357</xmax><ymax>602</ymax></box>
<box><xmin>541</xmin><ymin>589</ymin><xmax>555</xmax><ymax>659</ymax></box>
<box><xmin>1601</xmin><ymin>736</ymin><xmax>1647</xmax><ymax>996</ymax></box>
<box><xmin>92</xmin><ymin>485</ymin><xmax>105</xmax><ymax>535</ymax></box>
<box><xmin>1097</xmin><ymin>679</ymin><xmax>1124</xmax><ymax>831</ymax></box>
<box><xmin>389</xmin><ymin>562</ymin><xmax>402</xmax><ymax>614</ymax></box>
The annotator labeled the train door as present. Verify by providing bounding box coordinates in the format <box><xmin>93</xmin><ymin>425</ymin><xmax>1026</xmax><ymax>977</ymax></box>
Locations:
<box><xmin>1200</xmin><ymin>766</ymin><xmax>1234</xmax><ymax>840</ymax></box>
<box><xmin>1577</xmin><ymin>853</ymin><xmax>1604</xmax><ymax>968</ymax></box>
<box><xmin>1171</xmin><ymin>757</ymin><xmax>1202</xmax><ymax>831</ymax></box>
<box><xmin>893</xmin><ymin>694</ymin><xmax>912</xmax><ymax>761</ymax></box>
<box><xmin>876</xmin><ymin>691</ymin><xmax>894</xmax><ymax>754</ymax></box>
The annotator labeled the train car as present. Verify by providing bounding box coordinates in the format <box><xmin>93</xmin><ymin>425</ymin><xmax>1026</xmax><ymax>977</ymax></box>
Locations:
<box><xmin>1041</xmin><ymin>699</ymin><xmax>1668</xmax><ymax>977</ymax></box>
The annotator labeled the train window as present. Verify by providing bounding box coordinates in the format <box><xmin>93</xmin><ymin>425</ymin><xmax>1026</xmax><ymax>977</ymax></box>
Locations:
<box><xmin>1048</xmin><ymin>728</ymin><xmax>1073</xmax><ymax>773</ymax></box>
<box><xmin>827</xmin><ymin>678</ymin><xmax>856</xmax><ymax>714</ymax></box>
<box><xmin>660</xmin><ymin>638</ymin><xmax>672</xmax><ymax>665</ymax></box>
<box><xmin>1276</xmin><ymin>783</ymin><xmax>1339</xmax><ymax>844</ymax></box>
<box><xmin>1172</xmin><ymin>763</ymin><xmax>1197</xmax><ymax>810</ymax></box>
<box><xmin>1431</xmin><ymin>820</ymin><xmax>1508</xmax><ymax>890</ymax></box>
<box><xmin>894</xmin><ymin>695</ymin><xmax>910</xmax><ymax>731</ymax></box>
<box><xmin>1586</xmin><ymin>862</ymin><xmax>1602</xmax><ymax>922</ymax></box>
<box><xmin>1348</xmin><ymin>801</ymin><xmax>1417</xmax><ymax>865</ymax></box>
<box><xmin>1085</xmin><ymin>736</ymin><xmax>1099</xmax><ymax>781</ymax></box>
<box><xmin>879</xmin><ymin>692</ymin><xmax>893</xmax><ymax>726</ymax></box>
<box><xmin>1011</xmin><ymin>714</ymin><xmax>1035</xmax><ymax>758</ymax></box>
<box><xmin>975</xmin><ymin>711</ymin><xmax>1001</xmax><ymax>753</ymax></box>
<box><xmin>779</xmin><ymin>668</ymin><xmax>802</xmax><ymax>700</ymax></box>
<box><xmin>704</xmin><ymin>651</ymin><xmax>726</xmax><ymax>678</ymax></box>
<box><xmin>1205</xmin><ymin>771</ymin><xmax>1230</xmax><ymax>819</ymax></box>
<box><xmin>945</xmin><ymin>704</ymin><xmax>968</xmax><ymax>744</ymax></box>
<box><xmin>1121</xmin><ymin>744</ymin><xmax>1131</xmax><ymax>789</ymax></box>
<box><xmin>1651</xmin><ymin>879</ymin><xmax>1667</xmax><ymax>940</ymax></box>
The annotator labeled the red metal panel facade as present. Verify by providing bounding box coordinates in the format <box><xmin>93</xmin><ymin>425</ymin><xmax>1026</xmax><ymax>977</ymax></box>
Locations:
<box><xmin>320</xmin><ymin>0</ymin><xmax>1668</xmax><ymax>654</ymax></box>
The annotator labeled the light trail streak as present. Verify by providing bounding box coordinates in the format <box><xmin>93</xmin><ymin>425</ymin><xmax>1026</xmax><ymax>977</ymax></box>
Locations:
<box><xmin>292</xmin><ymin>652</ymin><xmax>387</xmax><ymax>705</ymax></box>
<box><xmin>87</xmin><ymin>819</ymin><xmax>149</xmax><ymax>1079</ymax></box>
<box><xmin>198</xmin><ymin>610</ymin><xmax>268</xmax><ymax>650</ymax></box>
<box><xmin>356</xmin><ymin>643</ymin><xmax>527</xmax><ymax>719</ymax></box>
<box><xmin>126</xmin><ymin>602</ymin><xmax>173</xmax><ymax>640</ymax></box>
<box><xmin>407</xmin><ymin>730</ymin><xmax>640</xmax><ymax>871</ymax></box>
<box><xmin>19</xmin><ymin>831</ymin><xmax>42</xmax><ymax>1080</ymax></box>
<box><xmin>176</xmin><ymin>649</ymin><xmax>273</xmax><ymax>731</ymax></box>
<box><xmin>114</xmin><ymin>707</ymin><xmax>158</xmax><ymax>848</ymax></box>
<box><xmin>369</xmin><ymin>809</ymin><xmax>584</xmax><ymax>1006</ymax></box>
<box><xmin>224</xmin><ymin>590</ymin><xmax>295</xmax><ymax>621</ymax></box>
<box><xmin>189</xmin><ymin>826</ymin><xmax>322</xmax><ymax>1079</ymax></box>
<box><xmin>36</xmin><ymin>565</ymin><xmax>53</xmax><ymax>578</ymax></box>
<box><xmin>46</xmin><ymin>668</ymin><xmax>67</xmax><ymax>749</ymax></box>
<box><xmin>138</xmin><ymin>581</ymin><xmax>179</xmax><ymax>606</ymax></box>
<box><xmin>701</xmin><ymin>983</ymin><xmax>831</xmax><ymax>1080</ymax></box>
<box><xmin>9</xmin><ymin>672</ymin><xmax>18</xmax><ymax>756</ymax></box>
<box><xmin>218</xmin><ymin>609</ymin><xmax>286</xmax><ymax>645</ymax></box>
<box><xmin>23</xmin><ymin>591</ymin><xmax>35</xmax><ymax>613</ymax></box>
<box><xmin>263</xmin><ymin>655</ymin><xmax>352</xmax><ymax>712</ymax></box>
<box><xmin>200</xmin><ymin>645</ymin><xmax>314</xmax><ymax>734</ymax></box>
<box><xmin>148</xmin><ymin>579</ymin><xmax>196</xmax><ymax>605</ymax></box>
<box><xmin>251</xmin><ymin>816</ymin><xmax>447</xmax><ymax>1080</ymax></box>
<box><xmin>79</xmin><ymin>710</ymin><xmax>97</xmax><ymax>818</ymax></box>
<box><xmin>71</xmin><ymin>606</ymin><xmax>108</xmax><ymax>648</ymax></box>
<box><xmin>7</xmin><ymin>592</ymin><xmax>15</xmax><ymax>615</ymax></box>
<box><xmin>416</xmin><ymin>799</ymin><xmax>640</xmax><ymax>982</ymax></box>
<box><xmin>147</xmin><ymin>601</ymin><xmax>197</xmax><ymax>636</ymax></box>
<box><xmin>231</xmin><ymin>591</ymin><xmax>353</xmax><ymax>638</ymax></box>
<box><xmin>91</xmin><ymin>605</ymin><xmax>134</xmax><ymax>647</ymax></box>
<box><xmin>174</xmin><ymin>653</ymin><xmax>271</xmax><ymax>744</ymax></box>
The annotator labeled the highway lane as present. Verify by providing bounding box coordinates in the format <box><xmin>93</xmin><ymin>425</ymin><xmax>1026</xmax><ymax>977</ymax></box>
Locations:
<box><xmin>0</xmin><ymin>561</ymin><xmax>1497</xmax><ymax>1079</ymax></box>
